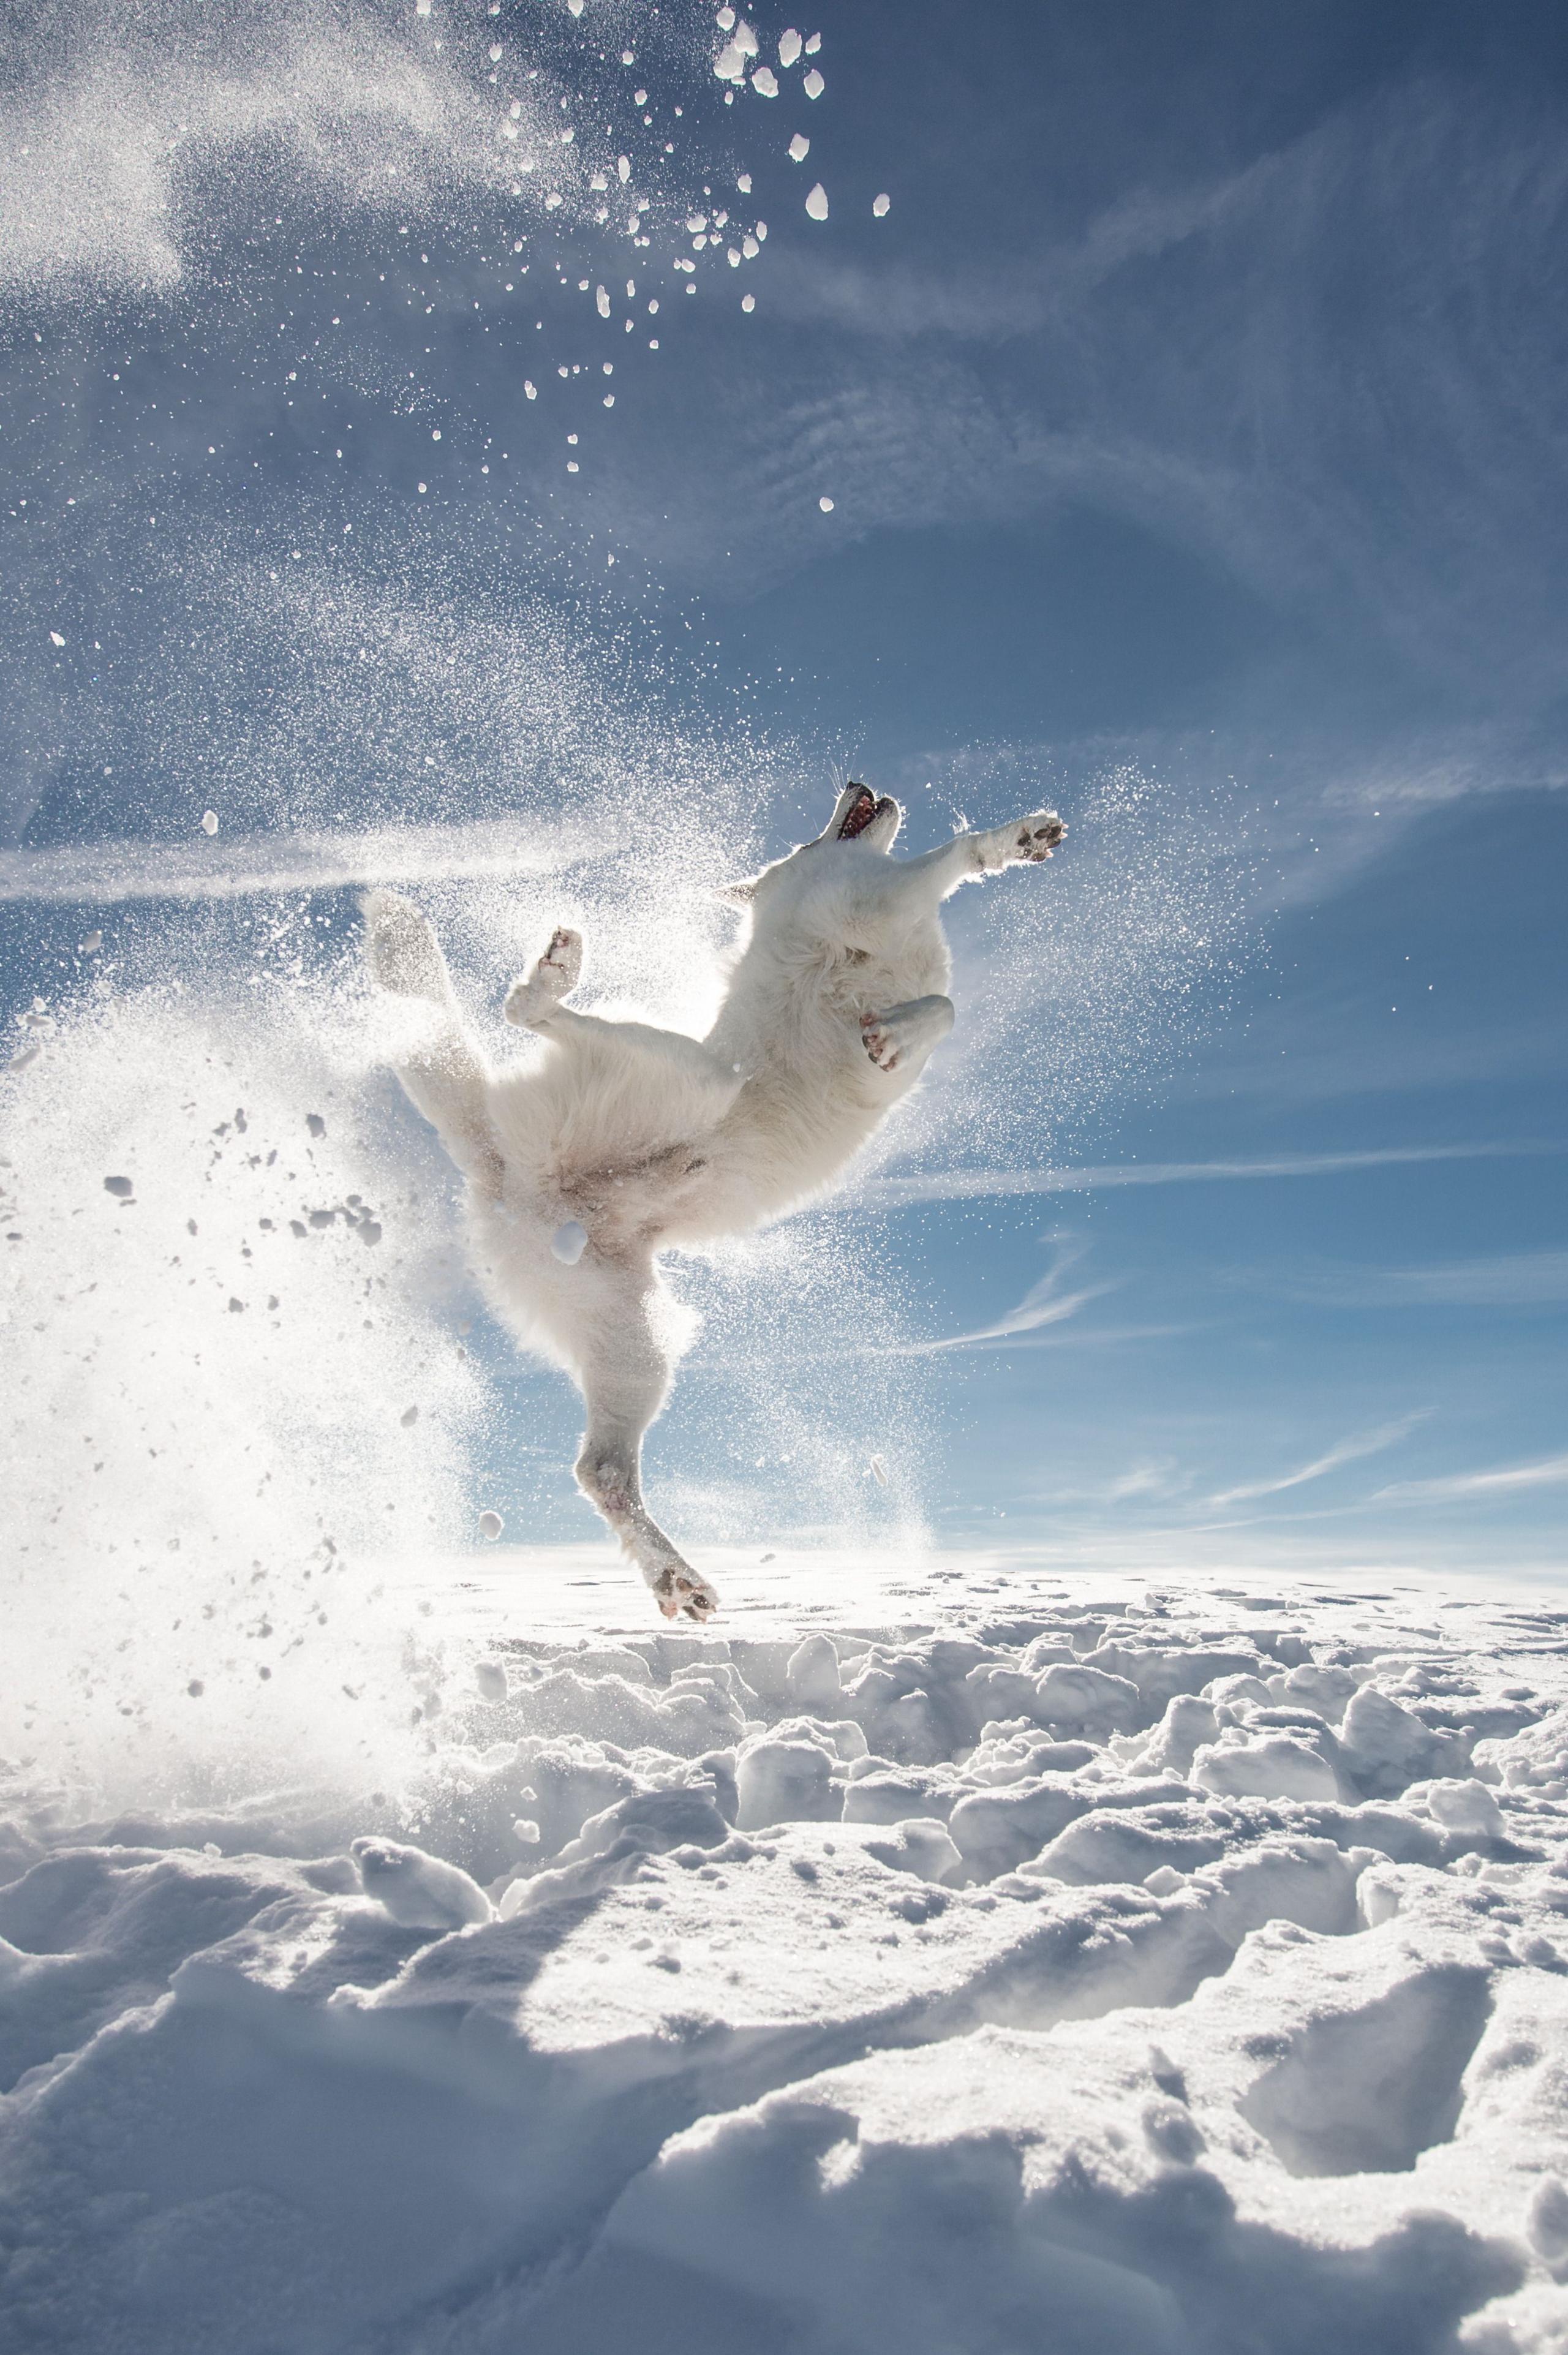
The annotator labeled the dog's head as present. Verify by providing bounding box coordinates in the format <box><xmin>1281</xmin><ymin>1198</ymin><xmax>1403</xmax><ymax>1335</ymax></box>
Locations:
<box><xmin>822</xmin><ymin>782</ymin><xmax>902</xmax><ymax>853</ymax></box>
<box><xmin>717</xmin><ymin>781</ymin><xmax>904</xmax><ymax>910</ymax></box>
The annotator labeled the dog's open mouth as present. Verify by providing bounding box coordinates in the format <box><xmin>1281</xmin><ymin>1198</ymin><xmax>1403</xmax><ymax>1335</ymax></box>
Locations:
<box><xmin>838</xmin><ymin>786</ymin><xmax>892</xmax><ymax>840</ymax></box>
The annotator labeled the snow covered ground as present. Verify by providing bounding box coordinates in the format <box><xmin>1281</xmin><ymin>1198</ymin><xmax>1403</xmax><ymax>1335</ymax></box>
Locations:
<box><xmin>4</xmin><ymin>1550</ymin><xmax>1568</xmax><ymax>2353</ymax></box>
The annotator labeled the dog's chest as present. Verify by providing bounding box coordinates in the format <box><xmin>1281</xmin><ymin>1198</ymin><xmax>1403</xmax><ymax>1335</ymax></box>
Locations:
<box><xmin>829</xmin><ymin>914</ymin><xmax>949</xmax><ymax>1007</ymax></box>
<box><xmin>720</xmin><ymin>893</ymin><xmax>951</xmax><ymax>1074</ymax></box>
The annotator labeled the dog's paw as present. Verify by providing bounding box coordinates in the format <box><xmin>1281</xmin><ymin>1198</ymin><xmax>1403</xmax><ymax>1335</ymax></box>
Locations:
<box><xmin>862</xmin><ymin>1011</ymin><xmax>902</xmax><ymax>1074</ymax></box>
<box><xmin>362</xmin><ymin>891</ymin><xmax>448</xmax><ymax>1000</ymax></box>
<box><xmin>535</xmin><ymin>925</ymin><xmax>582</xmax><ymax>995</ymax></box>
<box><xmin>504</xmin><ymin>927</ymin><xmax>582</xmax><ymax>1028</ymax></box>
<box><xmin>862</xmin><ymin>997</ymin><xmax>954</xmax><ymax>1077</ymax></box>
<box><xmin>649</xmin><ymin>1563</ymin><xmax>720</xmax><ymax>1624</ymax></box>
<box><xmin>1010</xmin><ymin>812</ymin><xmax>1066</xmax><ymax>864</ymax></box>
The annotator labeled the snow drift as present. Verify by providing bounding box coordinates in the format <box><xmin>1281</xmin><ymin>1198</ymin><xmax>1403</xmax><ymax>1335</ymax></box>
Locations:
<box><xmin>2</xmin><ymin>1565</ymin><xmax>1566</xmax><ymax>2352</ymax></box>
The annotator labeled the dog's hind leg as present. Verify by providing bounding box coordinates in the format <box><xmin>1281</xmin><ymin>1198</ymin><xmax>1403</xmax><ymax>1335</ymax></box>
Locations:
<box><xmin>362</xmin><ymin>891</ymin><xmax>500</xmax><ymax>1194</ymax></box>
<box><xmin>570</xmin><ymin>1263</ymin><xmax>720</xmax><ymax>1624</ymax></box>
<box><xmin>502</xmin><ymin>926</ymin><xmax>584</xmax><ymax>1030</ymax></box>
<box><xmin>500</xmin><ymin>929</ymin><xmax>744</xmax><ymax>1178</ymax></box>
<box><xmin>861</xmin><ymin>993</ymin><xmax>956</xmax><ymax>1078</ymax></box>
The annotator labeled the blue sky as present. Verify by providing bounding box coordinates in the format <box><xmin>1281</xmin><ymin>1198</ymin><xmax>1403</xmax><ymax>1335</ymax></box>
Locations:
<box><xmin>2</xmin><ymin>0</ymin><xmax>1564</xmax><ymax>1577</ymax></box>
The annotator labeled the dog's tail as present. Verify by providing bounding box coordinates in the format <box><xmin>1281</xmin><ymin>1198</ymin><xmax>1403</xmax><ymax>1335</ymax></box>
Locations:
<box><xmin>361</xmin><ymin>889</ymin><xmax>458</xmax><ymax>1004</ymax></box>
<box><xmin>362</xmin><ymin>891</ymin><xmax>501</xmax><ymax>1193</ymax></box>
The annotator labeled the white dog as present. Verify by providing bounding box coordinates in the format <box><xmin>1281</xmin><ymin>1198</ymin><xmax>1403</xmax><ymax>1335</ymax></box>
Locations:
<box><xmin>364</xmin><ymin>785</ymin><xmax>1065</xmax><ymax>1621</ymax></box>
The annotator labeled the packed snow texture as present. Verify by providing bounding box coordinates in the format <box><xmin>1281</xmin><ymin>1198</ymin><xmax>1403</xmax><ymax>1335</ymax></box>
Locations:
<box><xmin>4</xmin><ymin>1564</ymin><xmax>1567</xmax><ymax>2352</ymax></box>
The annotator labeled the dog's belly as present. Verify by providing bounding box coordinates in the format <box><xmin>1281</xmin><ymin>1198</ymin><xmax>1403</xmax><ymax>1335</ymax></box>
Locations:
<box><xmin>478</xmin><ymin>941</ymin><xmax>949</xmax><ymax>1254</ymax></box>
<box><xmin>652</xmin><ymin>1054</ymin><xmax>901</xmax><ymax>1243</ymax></box>
<box><xmin>657</xmin><ymin>949</ymin><xmax>950</xmax><ymax>1239</ymax></box>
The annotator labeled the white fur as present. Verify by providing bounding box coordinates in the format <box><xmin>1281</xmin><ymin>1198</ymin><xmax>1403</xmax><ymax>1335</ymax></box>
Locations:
<box><xmin>363</xmin><ymin>786</ymin><xmax>1065</xmax><ymax>1621</ymax></box>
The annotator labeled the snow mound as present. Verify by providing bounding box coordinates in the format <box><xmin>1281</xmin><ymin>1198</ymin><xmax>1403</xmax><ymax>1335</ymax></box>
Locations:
<box><xmin>350</xmin><ymin>1834</ymin><xmax>492</xmax><ymax>1929</ymax></box>
<box><xmin>2</xmin><ymin>1568</ymin><xmax>1567</xmax><ymax>2351</ymax></box>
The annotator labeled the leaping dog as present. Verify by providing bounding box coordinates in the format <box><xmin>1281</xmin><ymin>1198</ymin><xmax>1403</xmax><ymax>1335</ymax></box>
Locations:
<box><xmin>363</xmin><ymin>785</ymin><xmax>1065</xmax><ymax>1621</ymax></box>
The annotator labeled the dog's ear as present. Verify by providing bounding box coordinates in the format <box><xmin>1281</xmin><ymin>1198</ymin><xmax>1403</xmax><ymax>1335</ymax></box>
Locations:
<box><xmin>714</xmin><ymin>878</ymin><xmax>756</xmax><ymax>906</ymax></box>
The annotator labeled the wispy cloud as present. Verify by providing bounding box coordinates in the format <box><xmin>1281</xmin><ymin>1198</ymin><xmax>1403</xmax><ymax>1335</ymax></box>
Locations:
<box><xmin>985</xmin><ymin>1321</ymin><xmax>1189</xmax><ymax>1351</ymax></box>
<box><xmin>1047</xmin><ymin>1458</ymin><xmax>1188</xmax><ymax>1505</ymax></box>
<box><xmin>907</xmin><ymin>1240</ymin><xmax>1117</xmax><ymax>1352</ymax></box>
<box><xmin>756</xmin><ymin>157</ymin><xmax>1264</xmax><ymax>345</ymax></box>
<box><xmin>1212</xmin><ymin>1414</ymin><xmax>1424</xmax><ymax>1506</ymax></box>
<box><xmin>1103</xmin><ymin>1461</ymin><xmax>1180</xmax><ymax>1501</ymax></box>
<box><xmin>696</xmin><ymin>74</ymin><xmax>1568</xmax><ymax>707</ymax></box>
<box><xmin>864</xmin><ymin>1142</ymin><xmax>1556</xmax><ymax>1207</ymax></box>
<box><xmin>1280</xmin><ymin>1251</ymin><xmax>1568</xmax><ymax>1309</ymax></box>
<box><xmin>1373</xmin><ymin>1452</ymin><xmax>1568</xmax><ymax>1505</ymax></box>
<box><xmin>0</xmin><ymin>817</ymin><xmax>593</xmax><ymax>905</ymax></box>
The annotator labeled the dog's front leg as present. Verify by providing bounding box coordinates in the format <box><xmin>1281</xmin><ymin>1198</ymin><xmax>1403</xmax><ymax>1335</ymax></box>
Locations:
<box><xmin>861</xmin><ymin>993</ymin><xmax>955</xmax><ymax>1078</ymax></box>
<box><xmin>974</xmin><ymin>811</ymin><xmax>1066</xmax><ymax>870</ymax></box>
<box><xmin>902</xmin><ymin>812</ymin><xmax>1066</xmax><ymax>900</ymax></box>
